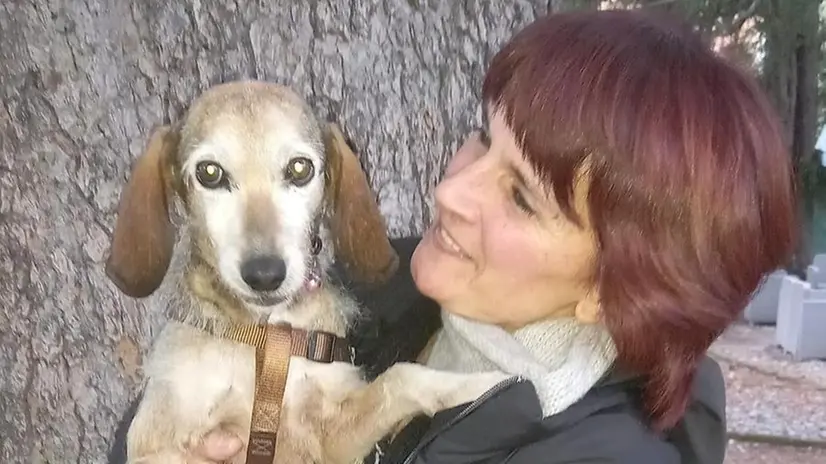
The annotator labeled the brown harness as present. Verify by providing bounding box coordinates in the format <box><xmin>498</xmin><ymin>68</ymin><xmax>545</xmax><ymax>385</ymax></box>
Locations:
<box><xmin>178</xmin><ymin>224</ymin><xmax>350</xmax><ymax>462</ymax></box>
<box><xmin>209</xmin><ymin>321</ymin><xmax>352</xmax><ymax>463</ymax></box>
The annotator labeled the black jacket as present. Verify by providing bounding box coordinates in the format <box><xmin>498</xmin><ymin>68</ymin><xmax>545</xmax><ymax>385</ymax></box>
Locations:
<box><xmin>109</xmin><ymin>236</ymin><xmax>727</xmax><ymax>464</ymax></box>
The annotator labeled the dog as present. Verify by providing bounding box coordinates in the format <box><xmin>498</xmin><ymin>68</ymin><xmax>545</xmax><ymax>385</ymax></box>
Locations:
<box><xmin>105</xmin><ymin>80</ymin><xmax>510</xmax><ymax>464</ymax></box>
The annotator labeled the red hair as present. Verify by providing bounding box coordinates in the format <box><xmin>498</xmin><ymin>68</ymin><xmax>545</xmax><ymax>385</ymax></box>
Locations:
<box><xmin>483</xmin><ymin>9</ymin><xmax>798</xmax><ymax>430</ymax></box>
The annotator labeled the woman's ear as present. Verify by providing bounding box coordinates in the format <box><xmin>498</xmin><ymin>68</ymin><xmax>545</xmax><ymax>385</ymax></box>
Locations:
<box><xmin>105</xmin><ymin>125</ymin><xmax>179</xmax><ymax>298</ymax></box>
<box><xmin>574</xmin><ymin>288</ymin><xmax>602</xmax><ymax>324</ymax></box>
<box><xmin>322</xmin><ymin>123</ymin><xmax>399</xmax><ymax>285</ymax></box>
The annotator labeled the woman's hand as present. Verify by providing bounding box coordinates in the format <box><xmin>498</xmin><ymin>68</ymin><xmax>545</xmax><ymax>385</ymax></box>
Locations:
<box><xmin>187</xmin><ymin>429</ymin><xmax>244</xmax><ymax>463</ymax></box>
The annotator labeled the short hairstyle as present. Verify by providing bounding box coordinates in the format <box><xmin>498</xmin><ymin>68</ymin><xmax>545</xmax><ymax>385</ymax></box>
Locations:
<box><xmin>482</xmin><ymin>9</ymin><xmax>798</xmax><ymax>430</ymax></box>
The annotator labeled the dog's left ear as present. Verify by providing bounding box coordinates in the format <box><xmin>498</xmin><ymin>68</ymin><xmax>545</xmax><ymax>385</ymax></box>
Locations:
<box><xmin>105</xmin><ymin>125</ymin><xmax>179</xmax><ymax>298</ymax></box>
<box><xmin>323</xmin><ymin>123</ymin><xmax>399</xmax><ymax>285</ymax></box>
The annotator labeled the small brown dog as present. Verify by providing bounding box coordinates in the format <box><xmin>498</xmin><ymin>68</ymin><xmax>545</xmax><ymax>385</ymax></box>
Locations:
<box><xmin>105</xmin><ymin>80</ymin><xmax>509</xmax><ymax>463</ymax></box>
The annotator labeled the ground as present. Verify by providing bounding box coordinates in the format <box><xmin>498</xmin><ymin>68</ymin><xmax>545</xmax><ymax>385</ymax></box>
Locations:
<box><xmin>708</xmin><ymin>322</ymin><xmax>826</xmax><ymax>463</ymax></box>
<box><xmin>725</xmin><ymin>440</ymin><xmax>826</xmax><ymax>464</ymax></box>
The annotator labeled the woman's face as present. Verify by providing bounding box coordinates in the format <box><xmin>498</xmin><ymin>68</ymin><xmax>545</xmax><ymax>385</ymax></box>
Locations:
<box><xmin>411</xmin><ymin>110</ymin><xmax>600</xmax><ymax>330</ymax></box>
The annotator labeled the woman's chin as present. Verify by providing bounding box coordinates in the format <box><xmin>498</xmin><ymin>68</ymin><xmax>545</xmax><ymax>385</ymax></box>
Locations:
<box><xmin>411</xmin><ymin>239</ymin><xmax>450</xmax><ymax>301</ymax></box>
<box><xmin>412</xmin><ymin>243</ymin><xmax>467</xmax><ymax>307</ymax></box>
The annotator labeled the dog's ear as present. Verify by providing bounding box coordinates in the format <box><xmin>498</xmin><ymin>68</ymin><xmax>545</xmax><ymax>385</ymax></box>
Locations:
<box><xmin>105</xmin><ymin>125</ymin><xmax>179</xmax><ymax>298</ymax></box>
<box><xmin>323</xmin><ymin>123</ymin><xmax>399</xmax><ymax>285</ymax></box>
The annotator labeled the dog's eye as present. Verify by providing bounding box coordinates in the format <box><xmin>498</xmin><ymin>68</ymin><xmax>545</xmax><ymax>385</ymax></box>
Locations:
<box><xmin>285</xmin><ymin>157</ymin><xmax>314</xmax><ymax>186</ymax></box>
<box><xmin>195</xmin><ymin>161</ymin><xmax>228</xmax><ymax>189</ymax></box>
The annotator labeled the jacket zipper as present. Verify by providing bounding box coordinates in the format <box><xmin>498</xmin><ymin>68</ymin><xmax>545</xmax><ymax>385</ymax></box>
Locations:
<box><xmin>400</xmin><ymin>375</ymin><xmax>524</xmax><ymax>464</ymax></box>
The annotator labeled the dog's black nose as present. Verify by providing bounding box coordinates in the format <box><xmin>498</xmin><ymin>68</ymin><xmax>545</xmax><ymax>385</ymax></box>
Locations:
<box><xmin>240</xmin><ymin>256</ymin><xmax>287</xmax><ymax>292</ymax></box>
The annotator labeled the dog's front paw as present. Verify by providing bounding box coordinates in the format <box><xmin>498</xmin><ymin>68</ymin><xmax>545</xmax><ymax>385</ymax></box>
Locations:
<box><xmin>440</xmin><ymin>370</ymin><xmax>513</xmax><ymax>410</ymax></box>
<box><xmin>387</xmin><ymin>363</ymin><xmax>513</xmax><ymax>417</ymax></box>
<box><xmin>423</xmin><ymin>370</ymin><xmax>513</xmax><ymax>416</ymax></box>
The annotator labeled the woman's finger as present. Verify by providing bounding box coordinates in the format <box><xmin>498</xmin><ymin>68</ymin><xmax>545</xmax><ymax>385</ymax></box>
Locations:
<box><xmin>190</xmin><ymin>429</ymin><xmax>244</xmax><ymax>462</ymax></box>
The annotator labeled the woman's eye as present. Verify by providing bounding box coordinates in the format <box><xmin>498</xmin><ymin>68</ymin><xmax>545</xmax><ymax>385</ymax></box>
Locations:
<box><xmin>285</xmin><ymin>157</ymin><xmax>315</xmax><ymax>186</ymax></box>
<box><xmin>512</xmin><ymin>187</ymin><xmax>535</xmax><ymax>216</ymax></box>
<box><xmin>195</xmin><ymin>161</ymin><xmax>230</xmax><ymax>190</ymax></box>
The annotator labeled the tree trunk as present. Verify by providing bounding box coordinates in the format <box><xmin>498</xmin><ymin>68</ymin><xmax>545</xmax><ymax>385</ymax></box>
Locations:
<box><xmin>790</xmin><ymin>4</ymin><xmax>820</xmax><ymax>169</ymax></box>
<box><xmin>759</xmin><ymin>0</ymin><xmax>821</xmax><ymax>273</ymax></box>
<box><xmin>0</xmin><ymin>1</ymin><xmax>551</xmax><ymax>462</ymax></box>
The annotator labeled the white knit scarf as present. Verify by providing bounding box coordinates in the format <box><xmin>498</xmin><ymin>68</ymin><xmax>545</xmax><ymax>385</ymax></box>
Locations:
<box><xmin>425</xmin><ymin>311</ymin><xmax>619</xmax><ymax>417</ymax></box>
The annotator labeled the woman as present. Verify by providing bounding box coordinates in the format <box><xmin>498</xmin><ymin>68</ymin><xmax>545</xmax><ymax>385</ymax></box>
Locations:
<box><xmin>188</xmin><ymin>8</ymin><xmax>797</xmax><ymax>464</ymax></box>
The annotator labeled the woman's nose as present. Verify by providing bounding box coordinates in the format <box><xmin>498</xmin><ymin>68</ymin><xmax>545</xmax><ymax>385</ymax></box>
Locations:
<box><xmin>435</xmin><ymin>133</ymin><xmax>489</xmax><ymax>222</ymax></box>
<box><xmin>444</xmin><ymin>131</ymin><xmax>487</xmax><ymax>178</ymax></box>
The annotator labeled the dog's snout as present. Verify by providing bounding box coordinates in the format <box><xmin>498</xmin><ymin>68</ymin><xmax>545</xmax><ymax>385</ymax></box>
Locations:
<box><xmin>240</xmin><ymin>256</ymin><xmax>287</xmax><ymax>292</ymax></box>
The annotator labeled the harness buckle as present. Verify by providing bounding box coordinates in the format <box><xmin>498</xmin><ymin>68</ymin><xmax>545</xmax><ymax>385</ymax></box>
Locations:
<box><xmin>306</xmin><ymin>331</ymin><xmax>335</xmax><ymax>363</ymax></box>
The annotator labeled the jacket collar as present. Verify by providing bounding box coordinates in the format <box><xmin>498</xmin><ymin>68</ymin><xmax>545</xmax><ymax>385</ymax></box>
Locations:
<box><xmin>409</xmin><ymin>357</ymin><xmax>725</xmax><ymax>464</ymax></box>
<box><xmin>414</xmin><ymin>370</ymin><xmax>637</xmax><ymax>459</ymax></box>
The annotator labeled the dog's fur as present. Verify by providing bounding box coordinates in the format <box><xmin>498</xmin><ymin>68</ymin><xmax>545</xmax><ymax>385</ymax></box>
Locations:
<box><xmin>105</xmin><ymin>81</ymin><xmax>509</xmax><ymax>464</ymax></box>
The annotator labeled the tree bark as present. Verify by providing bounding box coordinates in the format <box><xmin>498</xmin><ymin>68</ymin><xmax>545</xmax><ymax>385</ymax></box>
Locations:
<box><xmin>0</xmin><ymin>1</ymin><xmax>551</xmax><ymax>462</ymax></box>
<box><xmin>759</xmin><ymin>0</ymin><xmax>821</xmax><ymax>273</ymax></box>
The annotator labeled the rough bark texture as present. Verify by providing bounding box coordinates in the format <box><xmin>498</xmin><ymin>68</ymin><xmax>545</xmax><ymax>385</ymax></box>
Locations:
<box><xmin>0</xmin><ymin>1</ymin><xmax>553</xmax><ymax>462</ymax></box>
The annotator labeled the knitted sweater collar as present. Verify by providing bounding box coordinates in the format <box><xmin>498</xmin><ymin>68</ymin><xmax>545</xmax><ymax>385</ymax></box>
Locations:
<box><xmin>425</xmin><ymin>311</ymin><xmax>618</xmax><ymax>417</ymax></box>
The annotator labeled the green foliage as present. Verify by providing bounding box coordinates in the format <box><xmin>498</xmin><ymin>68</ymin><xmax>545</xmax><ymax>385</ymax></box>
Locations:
<box><xmin>677</xmin><ymin>0</ymin><xmax>762</xmax><ymax>36</ymax></box>
<box><xmin>561</xmin><ymin>0</ymin><xmax>602</xmax><ymax>10</ymax></box>
<box><xmin>799</xmin><ymin>152</ymin><xmax>826</xmax><ymax>196</ymax></box>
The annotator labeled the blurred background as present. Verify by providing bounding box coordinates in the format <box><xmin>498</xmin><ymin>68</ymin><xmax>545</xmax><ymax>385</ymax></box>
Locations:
<box><xmin>0</xmin><ymin>1</ymin><xmax>823</xmax><ymax>463</ymax></box>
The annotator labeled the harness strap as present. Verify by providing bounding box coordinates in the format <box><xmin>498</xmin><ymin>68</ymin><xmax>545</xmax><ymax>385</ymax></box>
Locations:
<box><xmin>222</xmin><ymin>323</ymin><xmax>352</xmax><ymax>364</ymax></box>
<box><xmin>209</xmin><ymin>322</ymin><xmax>352</xmax><ymax>463</ymax></box>
<box><xmin>245</xmin><ymin>324</ymin><xmax>292</xmax><ymax>464</ymax></box>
